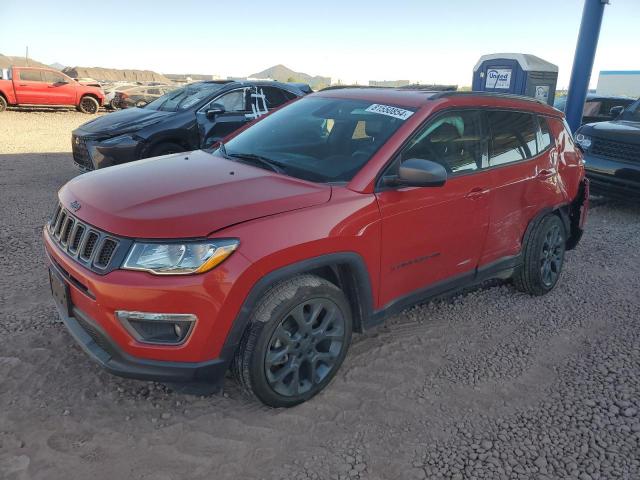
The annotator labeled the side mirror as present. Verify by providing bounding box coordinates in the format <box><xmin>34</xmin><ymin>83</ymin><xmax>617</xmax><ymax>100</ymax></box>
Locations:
<box><xmin>609</xmin><ymin>105</ymin><xmax>624</xmax><ymax>118</ymax></box>
<box><xmin>387</xmin><ymin>158</ymin><xmax>447</xmax><ymax>187</ymax></box>
<box><xmin>206</xmin><ymin>103</ymin><xmax>226</xmax><ymax>119</ymax></box>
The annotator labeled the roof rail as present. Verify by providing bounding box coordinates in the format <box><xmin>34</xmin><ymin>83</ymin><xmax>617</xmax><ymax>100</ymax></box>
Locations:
<box><xmin>431</xmin><ymin>91</ymin><xmax>547</xmax><ymax>105</ymax></box>
<box><xmin>320</xmin><ymin>85</ymin><xmax>391</xmax><ymax>91</ymax></box>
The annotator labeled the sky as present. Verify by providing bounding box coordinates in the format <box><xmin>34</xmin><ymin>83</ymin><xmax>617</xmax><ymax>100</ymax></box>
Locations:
<box><xmin>1</xmin><ymin>0</ymin><xmax>639</xmax><ymax>88</ymax></box>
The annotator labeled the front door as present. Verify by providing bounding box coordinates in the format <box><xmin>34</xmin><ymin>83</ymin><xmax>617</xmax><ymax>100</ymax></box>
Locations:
<box><xmin>197</xmin><ymin>88</ymin><xmax>253</xmax><ymax>148</ymax></box>
<box><xmin>376</xmin><ymin>109</ymin><xmax>492</xmax><ymax>307</ymax></box>
<box><xmin>42</xmin><ymin>70</ymin><xmax>76</xmax><ymax>105</ymax></box>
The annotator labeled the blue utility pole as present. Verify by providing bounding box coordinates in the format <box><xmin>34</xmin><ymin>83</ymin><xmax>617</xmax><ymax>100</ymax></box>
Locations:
<box><xmin>565</xmin><ymin>0</ymin><xmax>609</xmax><ymax>133</ymax></box>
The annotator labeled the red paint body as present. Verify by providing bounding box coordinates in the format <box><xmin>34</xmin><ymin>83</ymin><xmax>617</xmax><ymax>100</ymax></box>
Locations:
<box><xmin>43</xmin><ymin>89</ymin><xmax>586</xmax><ymax>368</ymax></box>
<box><xmin>0</xmin><ymin>67</ymin><xmax>104</xmax><ymax>108</ymax></box>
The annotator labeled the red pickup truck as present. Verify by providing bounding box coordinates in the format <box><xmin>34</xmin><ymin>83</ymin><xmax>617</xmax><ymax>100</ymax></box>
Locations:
<box><xmin>0</xmin><ymin>66</ymin><xmax>104</xmax><ymax>113</ymax></box>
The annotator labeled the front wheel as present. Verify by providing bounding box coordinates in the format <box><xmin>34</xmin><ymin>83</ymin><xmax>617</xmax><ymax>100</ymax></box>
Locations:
<box><xmin>232</xmin><ymin>275</ymin><xmax>352</xmax><ymax>407</ymax></box>
<box><xmin>513</xmin><ymin>214</ymin><xmax>566</xmax><ymax>296</ymax></box>
<box><xmin>0</xmin><ymin>95</ymin><xmax>7</xmax><ymax>112</ymax></box>
<box><xmin>78</xmin><ymin>96</ymin><xmax>99</xmax><ymax>114</ymax></box>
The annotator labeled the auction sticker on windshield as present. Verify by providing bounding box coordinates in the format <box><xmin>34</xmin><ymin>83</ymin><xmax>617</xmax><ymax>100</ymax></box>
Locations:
<box><xmin>365</xmin><ymin>104</ymin><xmax>414</xmax><ymax>120</ymax></box>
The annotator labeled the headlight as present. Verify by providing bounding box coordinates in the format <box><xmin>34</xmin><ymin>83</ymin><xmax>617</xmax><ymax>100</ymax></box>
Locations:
<box><xmin>99</xmin><ymin>134</ymin><xmax>139</xmax><ymax>146</ymax></box>
<box><xmin>122</xmin><ymin>239</ymin><xmax>239</xmax><ymax>275</ymax></box>
<box><xmin>575</xmin><ymin>133</ymin><xmax>592</xmax><ymax>150</ymax></box>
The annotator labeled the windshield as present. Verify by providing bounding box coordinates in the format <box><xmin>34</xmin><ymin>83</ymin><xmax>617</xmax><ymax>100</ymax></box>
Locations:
<box><xmin>621</xmin><ymin>98</ymin><xmax>640</xmax><ymax>122</ymax></box>
<box><xmin>222</xmin><ymin>96</ymin><xmax>414</xmax><ymax>183</ymax></box>
<box><xmin>146</xmin><ymin>82</ymin><xmax>225</xmax><ymax>112</ymax></box>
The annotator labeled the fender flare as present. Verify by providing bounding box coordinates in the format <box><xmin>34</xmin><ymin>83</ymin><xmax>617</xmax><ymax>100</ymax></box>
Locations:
<box><xmin>217</xmin><ymin>252</ymin><xmax>375</xmax><ymax>362</ymax></box>
<box><xmin>520</xmin><ymin>205</ymin><xmax>571</xmax><ymax>255</ymax></box>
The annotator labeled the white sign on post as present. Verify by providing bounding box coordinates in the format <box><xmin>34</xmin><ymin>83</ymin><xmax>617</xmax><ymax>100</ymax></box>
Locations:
<box><xmin>535</xmin><ymin>85</ymin><xmax>550</xmax><ymax>103</ymax></box>
<box><xmin>485</xmin><ymin>68</ymin><xmax>512</xmax><ymax>89</ymax></box>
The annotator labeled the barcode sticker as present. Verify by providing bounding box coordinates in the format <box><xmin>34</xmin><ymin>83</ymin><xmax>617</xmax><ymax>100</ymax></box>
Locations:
<box><xmin>365</xmin><ymin>104</ymin><xmax>414</xmax><ymax>120</ymax></box>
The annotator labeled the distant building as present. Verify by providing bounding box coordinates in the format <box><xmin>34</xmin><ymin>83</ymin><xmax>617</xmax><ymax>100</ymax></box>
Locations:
<box><xmin>596</xmin><ymin>71</ymin><xmax>640</xmax><ymax>98</ymax></box>
<box><xmin>165</xmin><ymin>73</ymin><xmax>222</xmax><ymax>83</ymax></box>
<box><xmin>369</xmin><ymin>80</ymin><xmax>411</xmax><ymax>87</ymax></box>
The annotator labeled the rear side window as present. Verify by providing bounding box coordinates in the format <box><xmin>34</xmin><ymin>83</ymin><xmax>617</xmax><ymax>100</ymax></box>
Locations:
<box><xmin>261</xmin><ymin>87</ymin><xmax>290</xmax><ymax>109</ymax></box>
<box><xmin>402</xmin><ymin>110</ymin><xmax>486</xmax><ymax>174</ymax></box>
<box><xmin>18</xmin><ymin>70</ymin><xmax>43</xmax><ymax>82</ymax></box>
<box><xmin>538</xmin><ymin>116</ymin><xmax>552</xmax><ymax>151</ymax></box>
<box><xmin>488</xmin><ymin>111</ymin><xmax>538</xmax><ymax>166</ymax></box>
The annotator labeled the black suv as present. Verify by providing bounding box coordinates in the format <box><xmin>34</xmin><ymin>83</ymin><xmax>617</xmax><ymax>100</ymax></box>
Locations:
<box><xmin>575</xmin><ymin>98</ymin><xmax>640</xmax><ymax>199</ymax></box>
<box><xmin>71</xmin><ymin>80</ymin><xmax>310</xmax><ymax>170</ymax></box>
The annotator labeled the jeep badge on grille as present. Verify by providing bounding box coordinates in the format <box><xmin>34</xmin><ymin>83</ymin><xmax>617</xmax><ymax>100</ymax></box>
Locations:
<box><xmin>70</xmin><ymin>200</ymin><xmax>81</xmax><ymax>212</ymax></box>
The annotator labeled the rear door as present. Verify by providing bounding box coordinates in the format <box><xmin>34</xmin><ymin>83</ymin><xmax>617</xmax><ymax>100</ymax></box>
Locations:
<box><xmin>43</xmin><ymin>70</ymin><xmax>76</xmax><ymax>105</ymax></box>
<box><xmin>14</xmin><ymin>69</ymin><xmax>46</xmax><ymax>104</ymax></box>
<box><xmin>376</xmin><ymin>109</ymin><xmax>492</xmax><ymax>307</ymax></box>
<box><xmin>480</xmin><ymin>110</ymin><xmax>556</xmax><ymax>266</ymax></box>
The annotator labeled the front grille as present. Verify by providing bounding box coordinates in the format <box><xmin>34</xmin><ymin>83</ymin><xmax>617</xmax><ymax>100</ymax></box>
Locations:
<box><xmin>95</xmin><ymin>239</ymin><xmax>117</xmax><ymax>268</ymax></box>
<box><xmin>591</xmin><ymin>137</ymin><xmax>640</xmax><ymax>164</ymax></box>
<box><xmin>47</xmin><ymin>202</ymin><xmax>133</xmax><ymax>275</ymax></box>
<box><xmin>72</xmin><ymin>135</ymin><xmax>95</xmax><ymax>171</ymax></box>
<box><xmin>81</xmin><ymin>232</ymin><xmax>99</xmax><ymax>260</ymax></box>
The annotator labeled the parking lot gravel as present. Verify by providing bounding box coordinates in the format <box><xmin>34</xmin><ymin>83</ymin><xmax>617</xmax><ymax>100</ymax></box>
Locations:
<box><xmin>1</xmin><ymin>111</ymin><xmax>639</xmax><ymax>480</ymax></box>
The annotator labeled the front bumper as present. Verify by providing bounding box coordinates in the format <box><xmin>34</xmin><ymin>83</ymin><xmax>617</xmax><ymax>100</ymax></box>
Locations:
<box><xmin>43</xmin><ymin>225</ymin><xmax>255</xmax><ymax>385</ymax></box>
<box><xmin>584</xmin><ymin>152</ymin><xmax>640</xmax><ymax>199</ymax></box>
<box><xmin>55</xmin><ymin>289</ymin><xmax>227</xmax><ymax>385</ymax></box>
<box><xmin>72</xmin><ymin>131</ymin><xmax>143</xmax><ymax>170</ymax></box>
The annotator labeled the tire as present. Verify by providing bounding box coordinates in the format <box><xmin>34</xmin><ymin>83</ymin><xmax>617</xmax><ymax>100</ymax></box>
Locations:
<box><xmin>232</xmin><ymin>274</ymin><xmax>353</xmax><ymax>407</ymax></box>
<box><xmin>110</xmin><ymin>98</ymin><xmax>120</xmax><ymax>110</ymax></box>
<box><xmin>513</xmin><ymin>213</ymin><xmax>566</xmax><ymax>296</ymax></box>
<box><xmin>78</xmin><ymin>96</ymin><xmax>99</xmax><ymax>114</ymax></box>
<box><xmin>0</xmin><ymin>95</ymin><xmax>7</xmax><ymax>112</ymax></box>
<box><xmin>146</xmin><ymin>142</ymin><xmax>185</xmax><ymax>158</ymax></box>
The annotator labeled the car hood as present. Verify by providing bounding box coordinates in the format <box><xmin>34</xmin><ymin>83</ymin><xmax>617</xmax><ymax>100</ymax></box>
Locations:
<box><xmin>59</xmin><ymin>150</ymin><xmax>331</xmax><ymax>238</ymax></box>
<box><xmin>75</xmin><ymin>107</ymin><xmax>173</xmax><ymax>136</ymax></box>
<box><xmin>580</xmin><ymin>120</ymin><xmax>640</xmax><ymax>144</ymax></box>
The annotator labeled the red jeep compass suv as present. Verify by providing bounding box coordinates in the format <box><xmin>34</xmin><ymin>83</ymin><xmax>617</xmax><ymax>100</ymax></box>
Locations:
<box><xmin>44</xmin><ymin>88</ymin><xmax>588</xmax><ymax>407</ymax></box>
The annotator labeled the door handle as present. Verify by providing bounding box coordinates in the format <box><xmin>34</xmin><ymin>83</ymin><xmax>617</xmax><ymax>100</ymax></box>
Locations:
<box><xmin>537</xmin><ymin>168</ymin><xmax>556</xmax><ymax>179</ymax></box>
<box><xmin>465</xmin><ymin>187</ymin><xmax>488</xmax><ymax>199</ymax></box>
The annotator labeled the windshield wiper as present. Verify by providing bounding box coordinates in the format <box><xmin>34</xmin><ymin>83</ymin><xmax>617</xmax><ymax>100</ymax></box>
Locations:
<box><xmin>225</xmin><ymin>151</ymin><xmax>285</xmax><ymax>174</ymax></box>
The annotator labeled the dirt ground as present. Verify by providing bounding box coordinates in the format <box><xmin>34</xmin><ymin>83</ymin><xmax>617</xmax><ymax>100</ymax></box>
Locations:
<box><xmin>1</xmin><ymin>110</ymin><xmax>639</xmax><ymax>480</ymax></box>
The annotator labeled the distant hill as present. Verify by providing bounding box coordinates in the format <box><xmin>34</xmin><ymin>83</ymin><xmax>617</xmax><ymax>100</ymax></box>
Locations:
<box><xmin>49</xmin><ymin>62</ymin><xmax>65</xmax><ymax>70</ymax></box>
<box><xmin>249</xmin><ymin>64</ymin><xmax>330</xmax><ymax>90</ymax></box>
<box><xmin>63</xmin><ymin>66</ymin><xmax>170</xmax><ymax>83</ymax></box>
<box><xmin>0</xmin><ymin>54</ymin><xmax>50</xmax><ymax>69</ymax></box>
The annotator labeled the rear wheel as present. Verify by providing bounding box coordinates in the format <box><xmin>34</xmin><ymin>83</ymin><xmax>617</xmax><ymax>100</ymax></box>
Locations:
<box><xmin>109</xmin><ymin>98</ymin><xmax>120</xmax><ymax>110</ymax></box>
<box><xmin>0</xmin><ymin>95</ymin><xmax>7</xmax><ymax>112</ymax></box>
<box><xmin>514</xmin><ymin>214</ymin><xmax>566</xmax><ymax>296</ymax></box>
<box><xmin>78</xmin><ymin>96</ymin><xmax>99</xmax><ymax>114</ymax></box>
<box><xmin>232</xmin><ymin>274</ymin><xmax>352</xmax><ymax>407</ymax></box>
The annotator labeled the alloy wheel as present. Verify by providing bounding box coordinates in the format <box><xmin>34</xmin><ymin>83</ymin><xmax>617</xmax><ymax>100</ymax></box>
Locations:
<box><xmin>540</xmin><ymin>223</ymin><xmax>564</xmax><ymax>287</ymax></box>
<box><xmin>264</xmin><ymin>299</ymin><xmax>346</xmax><ymax>397</ymax></box>
<box><xmin>81</xmin><ymin>98</ymin><xmax>98</xmax><ymax>114</ymax></box>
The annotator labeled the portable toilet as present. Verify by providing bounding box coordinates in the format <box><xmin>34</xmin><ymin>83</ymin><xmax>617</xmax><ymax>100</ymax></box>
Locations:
<box><xmin>472</xmin><ymin>53</ymin><xmax>558</xmax><ymax>105</ymax></box>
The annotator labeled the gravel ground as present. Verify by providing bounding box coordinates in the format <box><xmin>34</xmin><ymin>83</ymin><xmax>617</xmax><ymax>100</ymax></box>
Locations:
<box><xmin>0</xmin><ymin>111</ymin><xmax>639</xmax><ymax>480</ymax></box>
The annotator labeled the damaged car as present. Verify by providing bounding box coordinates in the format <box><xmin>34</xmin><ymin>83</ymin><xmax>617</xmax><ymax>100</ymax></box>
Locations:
<box><xmin>71</xmin><ymin>80</ymin><xmax>310</xmax><ymax>171</ymax></box>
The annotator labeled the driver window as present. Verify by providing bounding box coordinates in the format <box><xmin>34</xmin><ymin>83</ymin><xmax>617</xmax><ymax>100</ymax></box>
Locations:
<box><xmin>401</xmin><ymin>110</ymin><xmax>485</xmax><ymax>174</ymax></box>
<box><xmin>44</xmin><ymin>71</ymin><xmax>66</xmax><ymax>84</ymax></box>
<box><xmin>213</xmin><ymin>90</ymin><xmax>247</xmax><ymax>112</ymax></box>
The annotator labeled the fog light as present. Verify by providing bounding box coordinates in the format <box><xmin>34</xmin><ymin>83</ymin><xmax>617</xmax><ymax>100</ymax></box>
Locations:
<box><xmin>116</xmin><ymin>311</ymin><xmax>196</xmax><ymax>345</ymax></box>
